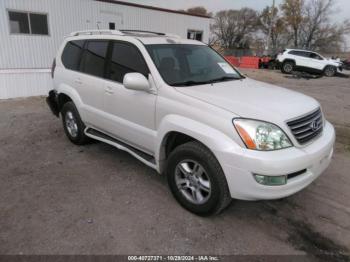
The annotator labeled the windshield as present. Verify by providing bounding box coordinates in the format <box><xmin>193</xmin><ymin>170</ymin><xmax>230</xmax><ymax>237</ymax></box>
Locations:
<box><xmin>146</xmin><ymin>44</ymin><xmax>243</xmax><ymax>86</ymax></box>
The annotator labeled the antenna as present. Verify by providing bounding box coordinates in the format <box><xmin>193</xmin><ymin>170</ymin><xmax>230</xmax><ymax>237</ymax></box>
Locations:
<box><xmin>96</xmin><ymin>21</ymin><xmax>101</xmax><ymax>34</ymax></box>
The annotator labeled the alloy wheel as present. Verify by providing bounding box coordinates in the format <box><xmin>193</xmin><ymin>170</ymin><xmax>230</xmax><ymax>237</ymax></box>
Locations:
<box><xmin>174</xmin><ymin>160</ymin><xmax>211</xmax><ymax>205</ymax></box>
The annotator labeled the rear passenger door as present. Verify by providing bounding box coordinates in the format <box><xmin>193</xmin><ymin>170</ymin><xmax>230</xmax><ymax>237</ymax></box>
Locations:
<box><xmin>77</xmin><ymin>40</ymin><xmax>110</xmax><ymax>127</ymax></box>
<box><xmin>102</xmin><ymin>41</ymin><xmax>156</xmax><ymax>153</ymax></box>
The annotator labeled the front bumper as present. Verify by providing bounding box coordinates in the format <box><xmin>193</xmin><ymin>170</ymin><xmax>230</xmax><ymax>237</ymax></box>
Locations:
<box><xmin>215</xmin><ymin>121</ymin><xmax>335</xmax><ymax>200</ymax></box>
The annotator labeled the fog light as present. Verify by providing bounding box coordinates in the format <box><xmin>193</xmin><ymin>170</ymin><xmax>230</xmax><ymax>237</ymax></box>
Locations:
<box><xmin>254</xmin><ymin>174</ymin><xmax>287</xmax><ymax>186</ymax></box>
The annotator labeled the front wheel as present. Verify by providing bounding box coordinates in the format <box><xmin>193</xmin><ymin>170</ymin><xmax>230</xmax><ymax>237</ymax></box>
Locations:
<box><xmin>166</xmin><ymin>142</ymin><xmax>231</xmax><ymax>216</ymax></box>
<box><xmin>324</xmin><ymin>65</ymin><xmax>336</xmax><ymax>77</ymax></box>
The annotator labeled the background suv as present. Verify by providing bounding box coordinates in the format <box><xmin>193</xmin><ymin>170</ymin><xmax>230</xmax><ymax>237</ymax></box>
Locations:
<box><xmin>277</xmin><ymin>49</ymin><xmax>343</xmax><ymax>77</ymax></box>
<box><xmin>47</xmin><ymin>30</ymin><xmax>335</xmax><ymax>216</ymax></box>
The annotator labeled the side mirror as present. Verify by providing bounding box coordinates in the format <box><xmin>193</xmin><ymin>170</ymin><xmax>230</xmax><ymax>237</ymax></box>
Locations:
<box><xmin>123</xmin><ymin>73</ymin><xmax>150</xmax><ymax>91</ymax></box>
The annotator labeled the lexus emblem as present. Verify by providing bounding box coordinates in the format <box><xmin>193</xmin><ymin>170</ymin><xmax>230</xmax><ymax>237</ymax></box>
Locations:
<box><xmin>310</xmin><ymin>120</ymin><xmax>320</xmax><ymax>131</ymax></box>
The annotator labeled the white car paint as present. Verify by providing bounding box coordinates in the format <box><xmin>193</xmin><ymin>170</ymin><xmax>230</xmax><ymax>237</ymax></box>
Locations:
<box><xmin>277</xmin><ymin>48</ymin><xmax>343</xmax><ymax>73</ymax></box>
<box><xmin>52</xmin><ymin>31</ymin><xmax>335</xmax><ymax>201</ymax></box>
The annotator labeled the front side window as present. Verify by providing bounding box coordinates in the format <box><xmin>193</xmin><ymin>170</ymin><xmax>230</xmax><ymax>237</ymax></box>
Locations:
<box><xmin>146</xmin><ymin>44</ymin><xmax>242</xmax><ymax>86</ymax></box>
<box><xmin>61</xmin><ymin>40</ymin><xmax>85</xmax><ymax>71</ymax></box>
<box><xmin>309</xmin><ymin>53</ymin><xmax>323</xmax><ymax>60</ymax></box>
<box><xmin>8</xmin><ymin>11</ymin><xmax>49</xmax><ymax>35</ymax></box>
<box><xmin>80</xmin><ymin>41</ymin><xmax>109</xmax><ymax>78</ymax></box>
<box><xmin>107</xmin><ymin>42</ymin><xmax>149</xmax><ymax>83</ymax></box>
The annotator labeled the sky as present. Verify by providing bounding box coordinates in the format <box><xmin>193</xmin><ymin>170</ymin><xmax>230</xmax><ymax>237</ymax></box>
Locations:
<box><xmin>119</xmin><ymin>0</ymin><xmax>350</xmax><ymax>50</ymax></box>
<box><xmin>119</xmin><ymin>0</ymin><xmax>349</xmax><ymax>21</ymax></box>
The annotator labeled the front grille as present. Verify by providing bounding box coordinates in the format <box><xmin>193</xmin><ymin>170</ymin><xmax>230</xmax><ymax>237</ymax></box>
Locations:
<box><xmin>287</xmin><ymin>108</ymin><xmax>323</xmax><ymax>145</ymax></box>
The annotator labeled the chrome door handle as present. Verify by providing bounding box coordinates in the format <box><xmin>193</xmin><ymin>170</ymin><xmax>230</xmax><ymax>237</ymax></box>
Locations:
<box><xmin>105</xmin><ymin>86</ymin><xmax>114</xmax><ymax>94</ymax></box>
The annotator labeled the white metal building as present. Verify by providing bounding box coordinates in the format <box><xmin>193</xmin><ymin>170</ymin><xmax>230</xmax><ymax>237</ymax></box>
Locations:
<box><xmin>0</xmin><ymin>0</ymin><xmax>211</xmax><ymax>99</ymax></box>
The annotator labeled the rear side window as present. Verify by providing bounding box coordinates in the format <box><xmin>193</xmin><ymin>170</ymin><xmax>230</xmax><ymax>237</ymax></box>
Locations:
<box><xmin>107</xmin><ymin>42</ymin><xmax>149</xmax><ymax>83</ymax></box>
<box><xmin>80</xmin><ymin>41</ymin><xmax>109</xmax><ymax>78</ymax></box>
<box><xmin>289</xmin><ymin>50</ymin><xmax>309</xmax><ymax>57</ymax></box>
<box><xmin>61</xmin><ymin>40</ymin><xmax>85</xmax><ymax>71</ymax></box>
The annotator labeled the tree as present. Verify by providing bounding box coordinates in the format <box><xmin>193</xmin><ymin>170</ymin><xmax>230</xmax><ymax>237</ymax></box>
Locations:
<box><xmin>187</xmin><ymin>6</ymin><xmax>209</xmax><ymax>16</ymax></box>
<box><xmin>259</xmin><ymin>6</ymin><xmax>289</xmax><ymax>53</ymax></box>
<box><xmin>281</xmin><ymin>0</ymin><xmax>304</xmax><ymax>47</ymax></box>
<box><xmin>178</xmin><ymin>6</ymin><xmax>212</xmax><ymax>16</ymax></box>
<box><xmin>211</xmin><ymin>8</ymin><xmax>259</xmax><ymax>49</ymax></box>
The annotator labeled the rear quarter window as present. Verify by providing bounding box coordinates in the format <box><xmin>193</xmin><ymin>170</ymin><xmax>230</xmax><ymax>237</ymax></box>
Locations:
<box><xmin>61</xmin><ymin>40</ymin><xmax>85</xmax><ymax>71</ymax></box>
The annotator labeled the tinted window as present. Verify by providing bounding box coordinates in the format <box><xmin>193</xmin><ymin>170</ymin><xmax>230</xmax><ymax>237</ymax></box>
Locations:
<box><xmin>30</xmin><ymin>13</ymin><xmax>49</xmax><ymax>35</ymax></box>
<box><xmin>309</xmin><ymin>52</ymin><xmax>323</xmax><ymax>60</ymax></box>
<box><xmin>80</xmin><ymin>41</ymin><xmax>109</xmax><ymax>78</ymax></box>
<box><xmin>289</xmin><ymin>50</ymin><xmax>309</xmax><ymax>57</ymax></box>
<box><xmin>61</xmin><ymin>40</ymin><xmax>85</xmax><ymax>71</ymax></box>
<box><xmin>107</xmin><ymin>42</ymin><xmax>149</xmax><ymax>83</ymax></box>
<box><xmin>8</xmin><ymin>11</ymin><xmax>29</xmax><ymax>34</ymax></box>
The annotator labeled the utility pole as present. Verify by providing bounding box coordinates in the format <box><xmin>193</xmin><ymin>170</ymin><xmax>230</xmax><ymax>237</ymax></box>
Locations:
<box><xmin>266</xmin><ymin>0</ymin><xmax>275</xmax><ymax>55</ymax></box>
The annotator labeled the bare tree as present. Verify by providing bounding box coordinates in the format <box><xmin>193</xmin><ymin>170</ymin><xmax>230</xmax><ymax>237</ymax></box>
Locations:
<box><xmin>259</xmin><ymin>6</ymin><xmax>289</xmax><ymax>53</ymax></box>
<box><xmin>281</xmin><ymin>0</ymin><xmax>304</xmax><ymax>47</ymax></box>
<box><xmin>211</xmin><ymin>8</ymin><xmax>259</xmax><ymax>49</ymax></box>
<box><xmin>301</xmin><ymin>0</ymin><xmax>333</xmax><ymax>48</ymax></box>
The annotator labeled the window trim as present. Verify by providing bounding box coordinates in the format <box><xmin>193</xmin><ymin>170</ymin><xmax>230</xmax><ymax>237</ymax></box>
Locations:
<box><xmin>7</xmin><ymin>9</ymin><xmax>50</xmax><ymax>36</ymax></box>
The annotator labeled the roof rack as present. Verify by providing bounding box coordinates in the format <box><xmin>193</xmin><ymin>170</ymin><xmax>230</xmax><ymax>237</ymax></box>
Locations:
<box><xmin>69</xmin><ymin>30</ymin><xmax>124</xmax><ymax>37</ymax></box>
<box><xmin>121</xmin><ymin>29</ymin><xmax>181</xmax><ymax>38</ymax></box>
<box><xmin>68</xmin><ymin>29</ymin><xmax>181</xmax><ymax>39</ymax></box>
<box><xmin>120</xmin><ymin>29</ymin><xmax>165</xmax><ymax>36</ymax></box>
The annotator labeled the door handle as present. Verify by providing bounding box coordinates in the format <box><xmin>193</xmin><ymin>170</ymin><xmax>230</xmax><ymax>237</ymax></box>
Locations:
<box><xmin>74</xmin><ymin>78</ymin><xmax>82</xmax><ymax>85</ymax></box>
<box><xmin>105</xmin><ymin>86</ymin><xmax>114</xmax><ymax>94</ymax></box>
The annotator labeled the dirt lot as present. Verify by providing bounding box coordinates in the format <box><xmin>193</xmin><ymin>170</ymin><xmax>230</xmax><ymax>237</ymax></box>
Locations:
<box><xmin>0</xmin><ymin>69</ymin><xmax>349</xmax><ymax>259</ymax></box>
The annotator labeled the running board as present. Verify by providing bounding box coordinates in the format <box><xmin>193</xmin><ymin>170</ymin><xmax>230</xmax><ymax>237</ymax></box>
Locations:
<box><xmin>84</xmin><ymin>128</ymin><xmax>157</xmax><ymax>170</ymax></box>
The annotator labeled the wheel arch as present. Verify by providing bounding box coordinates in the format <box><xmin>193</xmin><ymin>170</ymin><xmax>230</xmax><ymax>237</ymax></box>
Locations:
<box><xmin>56</xmin><ymin>84</ymin><xmax>84</xmax><ymax>114</ymax></box>
<box><xmin>156</xmin><ymin>115</ymin><xmax>239</xmax><ymax>174</ymax></box>
<box><xmin>282</xmin><ymin>59</ymin><xmax>296</xmax><ymax>65</ymax></box>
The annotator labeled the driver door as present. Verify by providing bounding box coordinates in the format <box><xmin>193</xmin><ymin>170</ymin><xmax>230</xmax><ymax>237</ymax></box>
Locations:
<box><xmin>102</xmin><ymin>41</ymin><xmax>157</xmax><ymax>153</ymax></box>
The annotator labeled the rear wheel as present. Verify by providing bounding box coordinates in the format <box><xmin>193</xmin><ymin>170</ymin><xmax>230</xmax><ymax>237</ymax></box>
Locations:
<box><xmin>281</xmin><ymin>61</ymin><xmax>295</xmax><ymax>74</ymax></box>
<box><xmin>324</xmin><ymin>65</ymin><xmax>336</xmax><ymax>77</ymax></box>
<box><xmin>61</xmin><ymin>102</ymin><xmax>90</xmax><ymax>145</ymax></box>
<box><xmin>166</xmin><ymin>141</ymin><xmax>231</xmax><ymax>216</ymax></box>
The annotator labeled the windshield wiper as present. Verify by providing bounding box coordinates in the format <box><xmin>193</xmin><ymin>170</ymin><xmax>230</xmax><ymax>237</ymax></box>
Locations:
<box><xmin>171</xmin><ymin>80</ymin><xmax>208</xmax><ymax>87</ymax></box>
<box><xmin>171</xmin><ymin>76</ymin><xmax>241</xmax><ymax>87</ymax></box>
<box><xmin>207</xmin><ymin>76</ymin><xmax>241</xmax><ymax>83</ymax></box>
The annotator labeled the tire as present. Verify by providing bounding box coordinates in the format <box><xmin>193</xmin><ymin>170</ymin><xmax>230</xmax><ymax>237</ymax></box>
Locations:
<box><xmin>166</xmin><ymin>141</ymin><xmax>231</xmax><ymax>216</ymax></box>
<box><xmin>281</xmin><ymin>61</ymin><xmax>295</xmax><ymax>74</ymax></box>
<box><xmin>324</xmin><ymin>65</ymin><xmax>336</xmax><ymax>77</ymax></box>
<box><xmin>61</xmin><ymin>101</ymin><xmax>90</xmax><ymax>145</ymax></box>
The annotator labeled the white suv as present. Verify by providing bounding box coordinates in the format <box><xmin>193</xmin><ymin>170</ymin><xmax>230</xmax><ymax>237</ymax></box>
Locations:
<box><xmin>47</xmin><ymin>30</ymin><xmax>335</xmax><ymax>216</ymax></box>
<box><xmin>277</xmin><ymin>49</ymin><xmax>343</xmax><ymax>77</ymax></box>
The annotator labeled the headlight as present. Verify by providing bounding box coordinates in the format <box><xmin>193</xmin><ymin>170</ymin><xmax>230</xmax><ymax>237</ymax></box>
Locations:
<box><xmin>233</xmin><ymin>119</ymin><xmax>292</xmax><ymax>151</ymax></box>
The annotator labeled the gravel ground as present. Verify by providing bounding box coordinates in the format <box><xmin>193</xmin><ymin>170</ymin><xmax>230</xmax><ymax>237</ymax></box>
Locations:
<box><xmin>0</xmin><ymin>70</ymin><xmax>349</xmax><ymax>259</ymax></box>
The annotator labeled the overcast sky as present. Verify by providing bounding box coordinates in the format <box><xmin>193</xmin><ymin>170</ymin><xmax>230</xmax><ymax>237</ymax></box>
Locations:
<box><xmin>120</xmin><ymin>0</ymin><xmax>350</xmax><ymax>50</ymax></box>
<box><xmin>120</xmin><ymin>0</ymin><xmax>349</xmax><ymax>21</ymax></box>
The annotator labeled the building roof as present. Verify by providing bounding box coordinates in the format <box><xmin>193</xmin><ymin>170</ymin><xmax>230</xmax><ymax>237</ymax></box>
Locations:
<box><xmin>95</xmin><ymin>0</ymin><xmax>212</xmax><ymax>18</ymax></box>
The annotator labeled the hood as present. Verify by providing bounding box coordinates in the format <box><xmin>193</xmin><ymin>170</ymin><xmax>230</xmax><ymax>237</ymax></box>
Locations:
<box><xmin>327</xmin><ymin>58</ymin><xmax>343</xmax><ymax>66</ymax></box>
<box><xmin>175</xmin><ymin>78</ymin><xmax>319</xmax><ymax>122</ymax></box>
